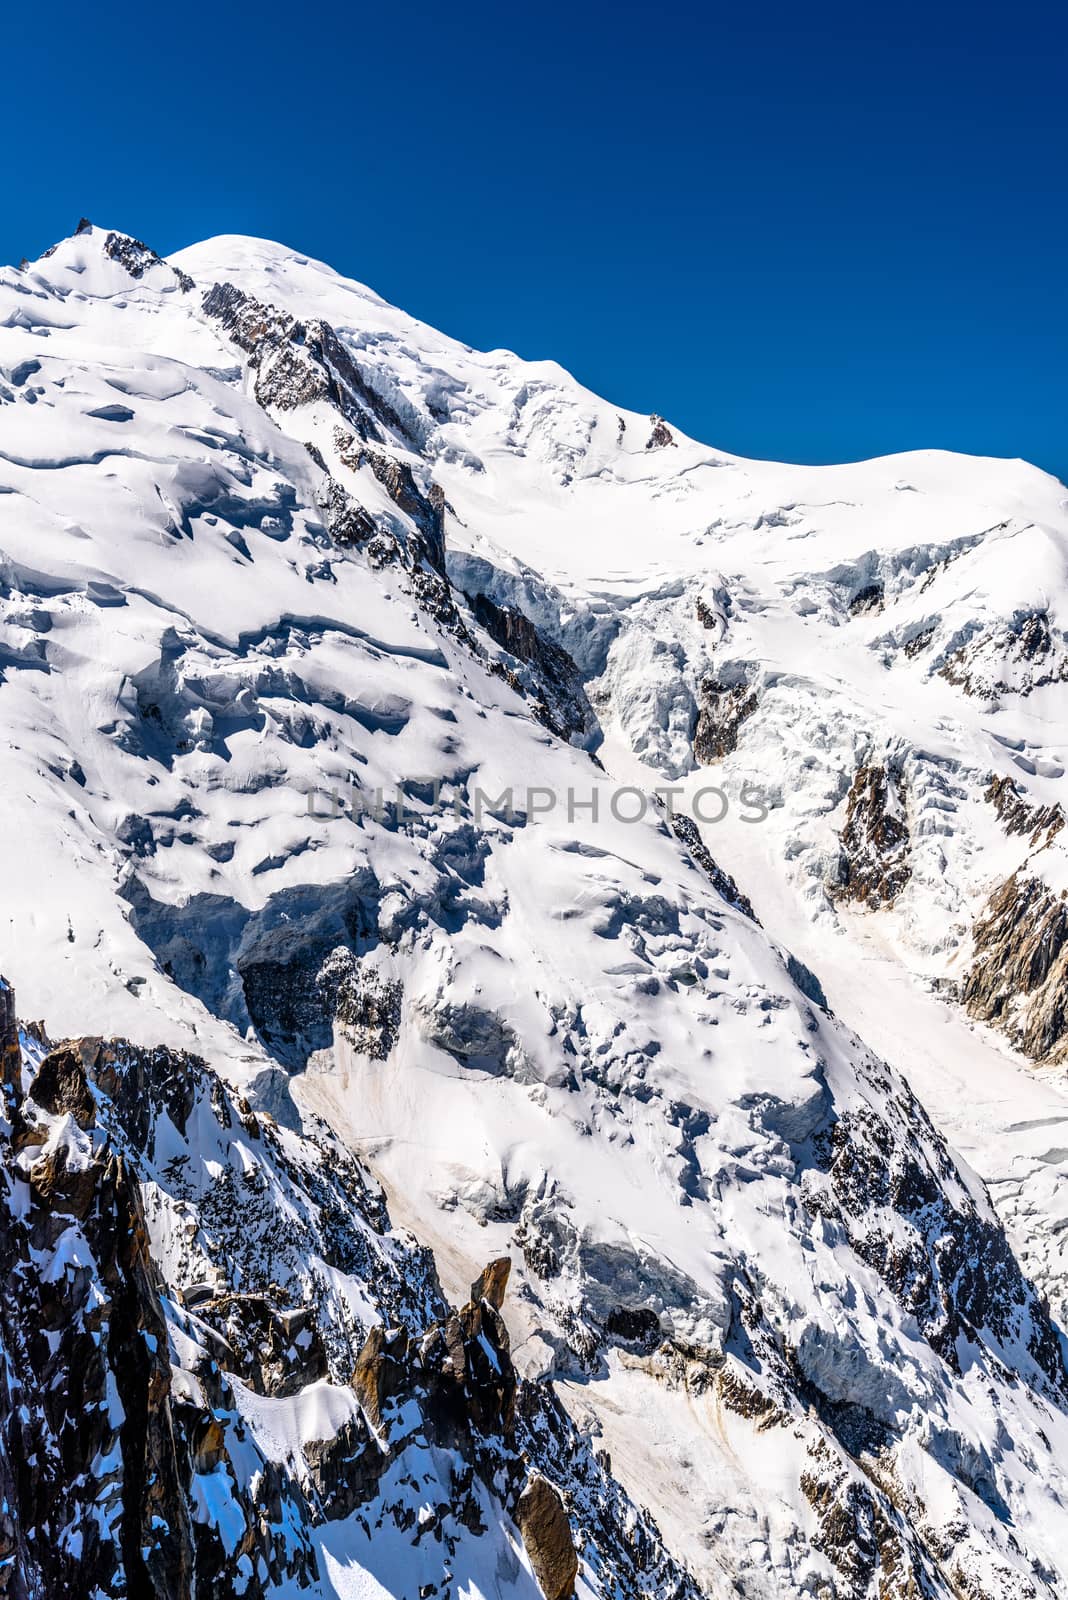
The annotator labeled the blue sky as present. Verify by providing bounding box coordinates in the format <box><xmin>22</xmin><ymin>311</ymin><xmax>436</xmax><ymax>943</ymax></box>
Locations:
<box><xmin>8</xmin><ymin>0</ymin><xmax>1065</xmax><ymax>476</ymax></box>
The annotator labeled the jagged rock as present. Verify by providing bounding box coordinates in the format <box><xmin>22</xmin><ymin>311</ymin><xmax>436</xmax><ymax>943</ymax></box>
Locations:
<box><xmin>986</xmin><ymin>773</ymin><xmax>1064</xmax><ymax>846</ymax></box>
<box><xmin>963</xmin><ymin>872</ymin><xmax>1068</xmax><ymax>1061</ymax></box>
<box><xmin>303</xmin><ymin>1414</ymin><xmax>384</xmax><ymax>1520</ymax></box>
<box><xmin>515</xmin><ymin>1475</ymin><xmax>578</xmax><ymax>1600</ymax></box>
<box><xmin>940</xmin><ymin>607</ymin><xmax>1068</xmax><ymax>699</ymax></box>
<box><xmin>352</xmin><ymin>1324</ymin><xmax>413</xmax><ymax>1430</ymax></box>
<box><xmin>28</xmin><ymin>1043</ymin><xmax>97</xmax><ymax>1128</ymax></box>
<box><xmin>645</xmin><ymin>414</ymin><xmax>676</xmax><ymax>450</ymax></box>
<box><xmin>0</xmin><ymin>977</ymin><xmax>19</xmax><ymax>1100</ymax></box>
<box><xmin>809</xmin><ymin>1071</ymin><xmax>1066</xmax><ymax>1389</ymax></box>
<box><xmin>471</xmin><ymin>1257</ymin><xmax>511</xmax><ymax>1310</ymax></box>
<box><xmin>849</xmin><ymin>580</ymin><xmax>884</xmax><ymax>614</ymax></box>
<box><xmin>466</xmin><ymin>590</ymin><xmax>595</xmax><ymax>743</ymax></box>
<box><xmin>198</xmin><ymin>1292</ymin><xmax>329</xmax><ymax>1397</ymax></box>
<box><xmin>203</xmin><ymin>281</ymin><xmax>412</xmax><ymax>444</ymax></box>
<box><xmin>315</xmin><ymin>473</ymin><xmax>380</xmax><ymax>548</ymax></box>
<box><xmin>692</xmin><ymin>675</ymin><xmax>757</xmax><ymax>763</ymax></box>
<box><xmin>328</xmin><ymin>955</ymin><xmax>402</xmax><ymax>1058</ymax></box>
<box><xmin>103</xmin><ymin>228</ymin><xmax>193</xmax><ymax>289</ymax></box>
<box><xmin>833</xmin><ymin>762</ymin><xmax>911</xmax><ymax>908</ymax></box>
<box><xmin>1</xmin><ymin>1108</ymin><xmax>195</xmax><ymax>1598</ymax></box>
<box><xmin>336</xmin><ymin>429</ymin><xmax>447</xmax><ymax>575</ymax></box>
<box><xmin>668</xmin><ymin>813</ymin><xmax>757</xmax><ymax>920</ymax></box>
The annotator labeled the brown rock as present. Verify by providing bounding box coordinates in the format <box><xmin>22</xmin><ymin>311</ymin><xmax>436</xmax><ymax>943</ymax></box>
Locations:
<box><xmin>29</xmin><ymin>1143</ymin><xmax>99</xmax><ymax>1220</ymax></box>
<box><xmin>832</xmin><ymin>763</ymin><xmax>911</xmax><ymax>910</ymax></box>
<box><xmin>352</xmin><ymin>1324</ymin><xmax>411</xmax><ymax>1430</ymax></box>
<box><xmin>0</xmin><ymin>978</ymin><xmax>20</xmax><ymax>1101</ymax></box>
<box><xmin>516</xmin><ymin>1475</ymin><xmax>578</xmax><ymax>1600</ymax></box>
<box><xmin>645</xmin><ymin>414</ymin><xmax>676</xmax><ymax>450</ymax></box>
<box><xmin>29</xmin><ymin>1043</ymin><xmax>98</xmax><ymax>1129</ymax></box>
<box><xmin>470</xmin><ymin>1256</ymin><xmax>511</xmax><ymax>1310</ymax></box>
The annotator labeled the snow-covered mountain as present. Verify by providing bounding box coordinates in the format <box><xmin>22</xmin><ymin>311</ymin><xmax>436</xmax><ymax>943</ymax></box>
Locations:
<box><xmin>2</xmin><ymin>220</ymin><xmax>1068</xmax><ymax>1598</ymax></box>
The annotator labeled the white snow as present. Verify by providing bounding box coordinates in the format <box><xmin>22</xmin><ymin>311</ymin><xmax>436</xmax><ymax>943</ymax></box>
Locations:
<box><xmin>4</xmin><ymin>220</ymin><xmax>1068</xmax><ymax>1597</ymax></box>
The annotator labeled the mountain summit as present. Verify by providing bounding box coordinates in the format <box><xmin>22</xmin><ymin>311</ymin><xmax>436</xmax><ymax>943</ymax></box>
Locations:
<box><xmin>2</xmin><ymin>224</ymin><xmax>1068</xmax><ymax>1598</ymax></box>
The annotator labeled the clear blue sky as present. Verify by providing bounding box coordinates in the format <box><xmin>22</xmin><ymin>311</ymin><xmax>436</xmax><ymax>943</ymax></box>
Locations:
<box><xmin>8</xmin><ymin>0</ymin><xmax>1066</xmax><ymax>477</ymax></box>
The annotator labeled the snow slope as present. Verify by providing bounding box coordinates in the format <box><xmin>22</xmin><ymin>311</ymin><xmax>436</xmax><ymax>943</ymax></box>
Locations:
<box><xmin>2</xmin><ymin>222</ymin><xmax>1068</xmax><ymax>1597</ymax></box>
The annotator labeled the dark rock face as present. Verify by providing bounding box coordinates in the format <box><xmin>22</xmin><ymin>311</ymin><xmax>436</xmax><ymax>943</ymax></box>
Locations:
<box><xmin>465</xmin><ymin>589</ymin><xmax>596</xmax><ymax>743</ymax></box>
<box><xmin>940</xmin><ymin>607</ymin><xmax>1068</xmax><ymax>700</ymax></box>
<box><xmin>809</xmin><ymin>1066</ymin><xmax>1067</xmax><ymax>1390</ymax></box>
<box><xmin>849</xmin><ymin>581</ymin><xmax>884</xmax><ymax>614</ymax></box>
<box><xmin>202</xmin><ymin>282</ymin><xmax>412</xmax><ymax>444</ymax></box>
<box><xmin>515</xmin><ymin>1476</ymin><xmax>578</xmax><ymax>1600</ymax></box>
<box><xmin>0</xmin><ymin>980</ymin><xmax>19</xmax><ymax>1099</ymax></box>
<box><xmin>986</xmin><ymin>773</ymin><xmax>1064</xmax><ymax>847</ymax></box>
<box><xmin>327</xmin><ymin>953</ymin><xmax>403</xmax><ymax>1058</ymax></box>
<box><xmin>692</xmin><ymin>676</ymin><xmax>757</xmax><ymax>763</ymax></box>
<box><xmin>669</xmin><ymin>812</ymin><xmax>757</xmax><ymax>921</ymax></box>
<box><xmin>28</xmin><ymin>1042</ymin><xmax>98</xmax><ymax>1127</ymax></box>
<box><xmin>0</xmin><ymin>1046</ymin><xmax>195</xmax><ymax>1598</ymax></box>
<box><xmin>315</xmin><ymin>473</ymin><xmax>378</xmax><ymax>549</ymax></box>
<box><xmin>101</xmin><ymin>228</ymin><xmax>195</xmax><ymax>290</ymax></box>
<box><xmin>197</xmin><ymin>1292</ymin><xmax>330</xmax><ymax>1397</ymax></box>
<box><xmin>335</xmin><ymin>429</ymin><xmax>446</xmax><ymax>577</ymax></box>
<box><xmin>0</xmin><ymin>990</ymin><xmax>701</xmax><ymax>1600</ymax></box>
<box><xmin>964</xmin><ymin>872</ymin><xmax>1068</xmax><ymax>1061</ymax></box>
<box><xmin>833</xmin><ymin>762</ymin><xmax>911</xmax><ymax>908</ymax></box>
<box><xmin>645</xmin><ymin>414</ymin><xmax>676</xmax><ymax>450</ymax></box>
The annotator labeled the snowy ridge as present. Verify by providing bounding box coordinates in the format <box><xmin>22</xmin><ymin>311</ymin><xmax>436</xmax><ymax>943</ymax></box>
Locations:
<box><xmin>1</xmin><ymin>222</ymin><xmax>1068</xmax><ymax>1596</ymax></box>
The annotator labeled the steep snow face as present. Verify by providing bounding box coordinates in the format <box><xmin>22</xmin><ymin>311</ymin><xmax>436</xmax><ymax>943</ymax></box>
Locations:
<box><xmin>2</xmin><ymin>224</ymin><xmax>1068</xmax><ymax>1597</ymax></box>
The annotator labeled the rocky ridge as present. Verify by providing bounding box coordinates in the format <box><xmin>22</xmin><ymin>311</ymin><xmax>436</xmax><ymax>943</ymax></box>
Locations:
<box><xmin>0</xmin><ymin>983</ymin><xmax>698</xmax><ymax>1600</ymax></box>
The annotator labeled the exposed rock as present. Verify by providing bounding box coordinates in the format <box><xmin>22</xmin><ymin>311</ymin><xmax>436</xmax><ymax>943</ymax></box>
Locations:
<box><xmin>0</xmin><ymin>1094</ymin><xmax>196</xmax><ymax>1596</ymax></box>
<box><xmin>604</xmin><ymin>1305</ymin><xmax>663</xmax><ymax>1348</ymax></box>
<box><xmin>466</xmin><ymin>589</ymin><xmax>596</xmax><ymax>743</ymax></box>
<box><xmin>302</xmin><ymin>1413</ymin><xmax>384</xmax><ymax>1520</ymax></box>
<box><xmin>963</xmin><ymin>872</ymin><xmax>1068</xmax><ymax>1061</ymax></box>
<box><xmin>516</xmin><ymin>1474</ymin><xmax>578</xmax><ymax>1600</ymax></box>
<box><xmin>326</xmin><ymin>952</ymin><xmax>403</xmax><ymax>1057</ymax></box>
<box><xmin>692</xmin><ymin>675</ymin><xmax>757</xmax><ymax>763</ymax></box>
<box><xmin>809</xmin><ymin>1067</ymin><xmax>1066</xmax><ymax>1390</ymax></box>
<box><xmin>198</xmin><ymin>1292</ymin><xmax>329</xmax><ymax>1397</ymax></box>
<box><xmin>833</xmin><ymin>762</ymin><xmax>911</xmax><ymax>908</ymax></box>
<box><xmin>352</xmin><ymin>1324</ymin><xmax>412</xmax><ymax>1430</ymax></box>
<box><xmin>471</xmin><ymin>1256</ymin><xmax>511</xmax><ymax>1310</ymax></box>
<box><xmin>203</xmin><ymin>281</ymin><xmax>414</xmax><ymax>445</ymax></box>
<box><xmin>103</xmin><ymin>229</ymin><xmax>195</xmax><ymax>290</ymax></box>
<box><xmin>849</xmin><ymin>580</ymin><xmax>884</xmax><ymax>614</ymax></box>
<box><xmin>315</xmin><ymin>472</ymin><xmax>380</xmax><ymax>549</ymax></box>
<box><xmin>940</xmin><ymin>607</ymin><xmax>1068</xmax><ymax>700</ymax></box>
<box><xmin>0</xmin><ymin>977</ymin><xmax>19</xmax><ymax>1100</ymax></box>
<box><xmin>986</xmin><ymin>773</ymin><xmax>1064</xmax><ymax>847</ymax></box>
<box><xmin>336</xmin><ymin>429</ymin><xmax>447</xmax><ymax>576</ymax></box>
<box><xmin>28</xmin><ymin>1042</ymin><xmax>98</xmax><ymax>1128</ymax></box>
<box><xmin>645</xmin><ymin>414</ymin><xmax>676</xmax><ymax>450</ymax></box>
<box><xmin>668</xmin><ymin>813</ymin><xmax>757</xmax><ymax>921</ymax></box>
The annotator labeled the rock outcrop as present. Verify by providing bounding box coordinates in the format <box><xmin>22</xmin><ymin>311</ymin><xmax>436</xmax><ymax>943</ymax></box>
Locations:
<box><xmin>0</xmin><ymin>986</ymin><xmax>700</xmax><ymax>1600</ymax></box>
<box><xmin>645</xmin><ymin>414</ymin><xmax>676</xmax><ymax>449</ymax></box>
<box><xmin>692</xmin><ymin>675</ymin><xmax>757</xmax><ymax>763</ymax></box>
<box><xmin>515</xmin><ymin>1475</ymin><xmax>579</xmax><ymax>1600</ymax></box>
<box><xmin>833</xmin><ymin>762</ymin><xmax>912</xmax><ymax>908</ymax></box>
<box><xmin>465</xmin><ymin>589</ymin><xmax>597</xmax><ymax>743</ymax></box>
<box><xmin>964</xmin><ymin>872</ymin><xmax>1068</xmax><ymax>1061</ymax></box>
